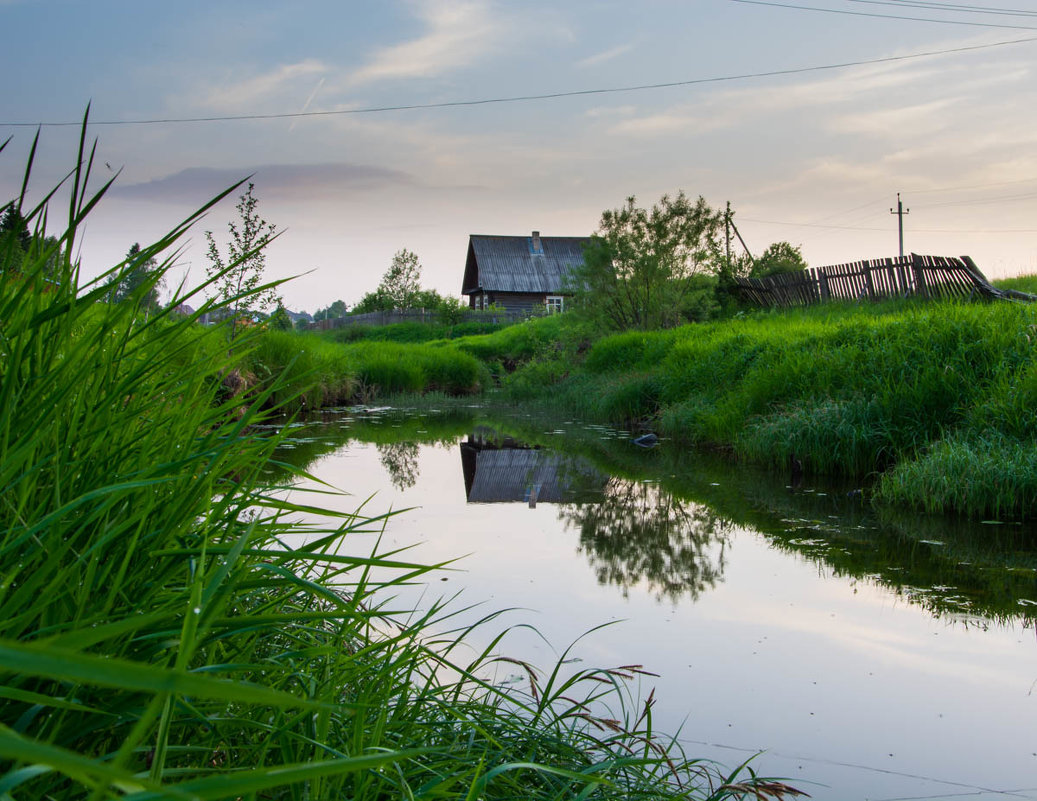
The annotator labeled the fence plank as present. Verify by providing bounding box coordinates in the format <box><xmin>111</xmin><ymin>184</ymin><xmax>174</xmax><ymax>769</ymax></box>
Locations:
<box><xmin>736</xmin><ymin>254</ymin><xmax>1031</xmax><ymax>309</ymax></box>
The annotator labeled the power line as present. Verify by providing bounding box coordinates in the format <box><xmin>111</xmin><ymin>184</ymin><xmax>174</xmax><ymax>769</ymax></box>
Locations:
<box><xmin>739</xmin><ymin>216</ymin><xmax>1037</xmax><ymax>233</ymax></box>
<box><xmin>1</xmin><ymin>36</ymin><xmax>1035</xmax><ymax>129</ymax></box>
<box><xmin>847</xmin><ymin>0</ymin><xmax>1037</xmax><ymax>18</ymax></box>
<box><xmin>907</xmin><ymin>176</ymin><xmax>1037</xmax><ymax>194</ymax></box>
<box><xmin>925</xmin><ymin>190</ymin><xmax>1037</xmax><ymax>208</ymax></box>
<box><xmin>729</xmin><ymin>0</ymin><xmax>1037</xmax><ymax>29</ymax></box>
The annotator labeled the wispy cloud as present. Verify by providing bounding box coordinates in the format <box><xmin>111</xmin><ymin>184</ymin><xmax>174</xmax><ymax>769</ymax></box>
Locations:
<box><xmin>197</xmin><ymin>60</ymin><xmax>329</xmax><ymax>111</ymax></box>
<box><xmin>607</xmin><ymin>104</ymin><xmax>741</xmax><ymax>138</ymax></box>
<box><xmin>348</xmin><ymin>0</ymin><xmax>505</xmax><ymax>85</ymax></box>
<box><xmin>829</xmin><ymin>98</ymin><xmax>959</xmax><ymax>137</ymax></box>
<box><xmin>576</xmin><ymin>42</ymin><xmax>634</xmax><ymax>69</ymax></box>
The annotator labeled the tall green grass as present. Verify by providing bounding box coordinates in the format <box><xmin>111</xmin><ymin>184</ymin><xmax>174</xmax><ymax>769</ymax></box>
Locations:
<box><xmin>322</xmin><ymin>318</ymin><xmax>506</xmax><ymax>344</ymax></box>
<box><xmin>248</xmin><ymin>333</ymin><xmax>490</xmax><ymax>409</ymax></box>
<box><xmin>1</xmin><ymin>124</ymin><xmax>795</xmax><ymax>799</ymax></box>
<box><xmin>345</xmin><ymin>340</ymin><xmax>490</xmax><ymax>397</ymax></box>
<box><xmin>247</xmin><ymin>329</ymin><xmax>357</xmax><ymax>410</ymax></box>
<box><xmin>528</xmin><ymin>300</ymin><xmax>1037</xmax><ymax>518</ymax></box>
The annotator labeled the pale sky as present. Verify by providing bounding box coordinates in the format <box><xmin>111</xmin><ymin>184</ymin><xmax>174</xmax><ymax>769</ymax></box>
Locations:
<box><xmin>3</xmin><ymin>0</ymin><xmax>1036</xmax><ymax>313</ymax></box>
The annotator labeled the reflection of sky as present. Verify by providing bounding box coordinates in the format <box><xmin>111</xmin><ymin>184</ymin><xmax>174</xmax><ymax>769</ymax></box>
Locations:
<box><xmin>282</xmin><ymin>440</ymin><xmax>1037</xmax><ymax>801</ymax></box>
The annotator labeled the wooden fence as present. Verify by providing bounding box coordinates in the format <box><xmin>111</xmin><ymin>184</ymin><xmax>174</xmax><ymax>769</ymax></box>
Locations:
<box><xmin>309</xmin><ymin>307</ymin><xmax>529</xmax><ymax>330</ymax></box>
<box><xmin>734</xmin><ymin>254</ymin><xmax>1033</xmax><ymax>309</ymax></box>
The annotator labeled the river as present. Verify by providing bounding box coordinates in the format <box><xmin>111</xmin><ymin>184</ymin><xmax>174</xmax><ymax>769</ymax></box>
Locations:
<box><xmin>271</xmin><ymin>406</ymin><xmax>1037</xmax><ymax>801</ymax></box>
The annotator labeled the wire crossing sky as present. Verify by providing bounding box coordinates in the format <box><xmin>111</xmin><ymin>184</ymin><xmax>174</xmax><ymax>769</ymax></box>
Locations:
<box><xmin>3</xmin><ymin>35</ymin><xmax>1034</xmax><ymax>128</ymax></box>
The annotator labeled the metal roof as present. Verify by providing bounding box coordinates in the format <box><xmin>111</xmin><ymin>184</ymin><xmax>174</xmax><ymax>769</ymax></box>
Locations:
<box><xmin>460</xmin><ymin>442</ymin><xmax>606</xmax><ymax>505</ymax></box>
<box><xmin>461</xmin><ymin>234</ymin><xmax>590</xmax><ymax>295</ymax></box>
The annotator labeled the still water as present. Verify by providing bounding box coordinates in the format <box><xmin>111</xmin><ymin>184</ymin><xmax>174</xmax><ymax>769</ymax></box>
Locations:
<box><xmin>273</xmin><ymin>408</ymin><xmax>1037</xmax><ymax>801</ymax></box>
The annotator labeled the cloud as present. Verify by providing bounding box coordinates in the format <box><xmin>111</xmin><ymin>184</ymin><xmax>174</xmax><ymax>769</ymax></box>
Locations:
<box><xmin>584</xmin><ymin>105</ymin><xmax>636</xmax><ymax>118</ymax></box>
<box><xmin>112</xmin><ymin>163</ymin><xmax>417</xmax><ymax>205</ymax></box>
<box><xmin>607</xmin><ymin>105</ymin><xmax>740</xmax><ymax>138</ymax></box>
<box><xmin>576</xmin><ymin>42</ymin><xmax>634</xmax><ymax>69</ymax></box>
<box><xmin>348</xmin><ymin>0</ymin><xmax>505</xmax><ymax>85</ymax></box>
<box><xmin>196</xmin><ymin>60</ymin><xmax>329</xmax><ymax>111</ymax></box>
<box><xmin>828</xmin><ymin>98</ymin><xmax>959</xmax><ymax>137</ymax></box>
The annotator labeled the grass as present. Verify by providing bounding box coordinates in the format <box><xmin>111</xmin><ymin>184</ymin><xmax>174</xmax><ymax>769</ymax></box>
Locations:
<box><xmin>0</xmin><ymin>123</ymin><xmax>797</xmax><ymax>799</ymax></box>
<box><xmin>320</xmin><ymin>317</ymin><xmax>508</xmax><ymax>344</ymax></box>
<box><xmin>486</xmin><ymin>300</ymin><xmax>1037</xmax><ymax>519</ymax></box>
<box><xmin>243</xmin><ymin>331</ymin><xmax>491</xmax><ymax>412</ymax></box>
<box><xmin>993</xmin><ymin>273</ymin><xmax>1037</xmax><ymax>295</ymax></box>
<box><xmin>247</xmin><ymin>329</ymin><xmax>357</xmax><ymax>410</ymax></box>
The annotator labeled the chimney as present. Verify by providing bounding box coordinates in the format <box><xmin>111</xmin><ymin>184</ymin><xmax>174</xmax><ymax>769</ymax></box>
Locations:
<box><xmin>531</xmin><ymin>230</ymin><xmax>542</xmax><ymax>254</ymax></box>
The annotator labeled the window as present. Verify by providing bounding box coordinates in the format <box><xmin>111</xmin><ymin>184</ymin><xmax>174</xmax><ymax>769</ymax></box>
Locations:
<box><xmin>546</xmin><ymin>295</ymin><xmax>564</xmax><ymax>314</ymax></box>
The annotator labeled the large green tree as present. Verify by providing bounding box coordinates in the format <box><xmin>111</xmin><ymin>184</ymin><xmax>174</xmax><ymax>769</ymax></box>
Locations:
<box><xmin>204</xmin><ymin>182</ymin><xmax>280</xmax><ymax>331</ymax></box>
<box><xmin>575</xmin><ymin>192</ymin><xmax>723</xmax><ymax>330</ymax></box>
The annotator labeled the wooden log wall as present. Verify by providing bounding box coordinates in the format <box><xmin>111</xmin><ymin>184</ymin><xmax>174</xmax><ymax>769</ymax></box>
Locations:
<box><xmin>733</xmin><ymin>254</ymin><xmax>1024</xmax><ymax>309</ymax></box>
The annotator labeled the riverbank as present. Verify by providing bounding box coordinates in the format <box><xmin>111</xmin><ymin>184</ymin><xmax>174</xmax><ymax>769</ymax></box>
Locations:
<box><xmin>545</xmin><ymin>299</ymin><xmax>1037</xmax><ymax>520</ymax></box>
<box><xmin>267</xmin><ymin>294</ymin><xmax>1037</xmax><ymax>520</ymax></box>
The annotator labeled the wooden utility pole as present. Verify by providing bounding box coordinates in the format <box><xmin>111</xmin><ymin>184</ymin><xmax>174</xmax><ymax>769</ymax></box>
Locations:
<box><xmin>725</xmin><ymin>201</ymin><xmax>732</xmax><ymax>272</ymax></box>
<box><xmin>890</xmin><ymin>192</ymin><xmax>909</xmax><ymax>258</ymax></box>
<box><xmin>724</xmin><ymin>201</ymin><xmax>754</xmax><ymax>270</ymax></box>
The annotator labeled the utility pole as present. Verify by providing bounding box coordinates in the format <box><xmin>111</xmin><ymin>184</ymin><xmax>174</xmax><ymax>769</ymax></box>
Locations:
<box><xmin>725</xmin><ymin>201</ymin><xmax>732</xmax><ymax>272</ymax></box>
<box><xmin>890</xmin><ymin>192</ymin><xmax>909</xmax><ymax>258</ymax></box>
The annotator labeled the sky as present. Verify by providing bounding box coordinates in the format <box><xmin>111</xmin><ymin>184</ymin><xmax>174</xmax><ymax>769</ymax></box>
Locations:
<box><xmin>2</xmin><ymin>0</ymin><xmax>1037</xmax><ymax>313</ymax></box>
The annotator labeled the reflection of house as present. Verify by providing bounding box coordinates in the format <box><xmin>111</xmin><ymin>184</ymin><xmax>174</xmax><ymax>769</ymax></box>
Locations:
<box><xmin>460</xmin><ymin>430</ymin><xmax>605</xmax><ymax>506</ymax></box>
<box><xmin>461</xmin><ymin>231</ymin><xmax>590</xmax><ymax>314</ymax></box>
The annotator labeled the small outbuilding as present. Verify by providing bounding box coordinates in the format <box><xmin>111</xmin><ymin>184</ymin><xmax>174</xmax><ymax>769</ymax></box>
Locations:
<box><xmin>461</xmin><ymin>230</ymin><xmax>590</xmax><ymax>314</ymax></box>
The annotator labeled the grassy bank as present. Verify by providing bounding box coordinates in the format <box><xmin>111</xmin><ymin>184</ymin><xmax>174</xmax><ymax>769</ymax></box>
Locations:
<box><xmin>318</xmin><ymin>317</ymin><xmax>508</xmax><ymax>344</ymax></box>
<box><xmin>246</xmin><ymin>331</ymin><xmax>490</xmax><ymax>411</ymax></box>
<box><xmin>249</xmin><ymin>278</ymin><xmax>1037</xmax><ymax>520</ymax></box>
<box><xmin>0</xmin><ymin>130</ymin><xmax>790</xmax><ymax>799</ymax></box>
<box><xmin>467</xmin><ymin>300</ymin><xmax>1037</xmax><ymax>520</ymax></box>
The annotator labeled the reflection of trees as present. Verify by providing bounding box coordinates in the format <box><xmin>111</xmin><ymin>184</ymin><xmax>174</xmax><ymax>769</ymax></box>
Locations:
<box><xmin>560</xmin><ymin>478</ymin><xmax>733</xmax><ymax>603</ymax></box>
<box><xmin>377</xmin><ymin>442</ymin><xmax>420</xmax><ymax>490</ymax></box>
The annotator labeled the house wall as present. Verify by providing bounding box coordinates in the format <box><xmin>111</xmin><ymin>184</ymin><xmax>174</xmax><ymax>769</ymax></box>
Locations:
<box><xmin>468</xmin><ymin>291</ymin><xmax>558</xmax><ymax>314</ymax></box>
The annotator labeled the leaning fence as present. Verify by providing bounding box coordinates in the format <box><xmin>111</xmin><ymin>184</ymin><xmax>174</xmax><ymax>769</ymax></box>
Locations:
<box><xmin>734</xmin><ymin>254</ymin><xmax>1033</xmax><ymax>309</ymax></box>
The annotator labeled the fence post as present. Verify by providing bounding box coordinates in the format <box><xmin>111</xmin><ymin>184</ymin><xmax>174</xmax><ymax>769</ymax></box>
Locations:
<box><xmin>911</xmin><ymin>253</ymin><xmax>929</xmax><ymax>298</ymax></box>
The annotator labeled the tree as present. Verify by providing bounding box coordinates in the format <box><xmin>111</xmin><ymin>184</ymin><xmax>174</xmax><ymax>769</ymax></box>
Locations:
<box><xmin>109</xmin><ymin>242</ymin><xmax>164</xmax><ymax>308</ymax></box>
<box><xmin>351</xmin><ymin>288</ymin><xmax>393</xmax><ymax>314</ymax></box>
<box><xmin>0</xmin><ymin>205</ymin><xmax>31</xmax><ymax>254</ymax></box>
<box><xmin>313</xmin><ymin>299</ymin><xmax>348</xmax><ymax>321</ymax></box>
<box><xmin>378</xmin><ymin>248</ymin><xmax>422</xmax><ymax>310</ymax></box>
<box><xmin>204</xmin><ymin>182</ymin><xmax>280</xmax><ymax>332</ymax></box>
<box><xmin>575</xmin><ymin>192</ymin><xmax>724</xmax><ymax>331</ymax></box>
<box><xmin>267</xmin><ymin>304</ymin><xmax>295</xmax><ymax>331</ymax></box>
<box><xmin>752</xmin><ymin>241</ymin><xmax>808</xmax><ymax>278</ymax></box>
<box><xmin>1</xmin><ymin>204</ymin><xmax>65</xmax><ymax>281</ymax></box>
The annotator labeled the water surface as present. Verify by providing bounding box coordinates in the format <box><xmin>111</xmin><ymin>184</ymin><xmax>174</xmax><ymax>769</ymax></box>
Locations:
<box><xmin>274</xmin><ymin>408</ymin><xmax>1037</xmax><ymax>801</ymax></box>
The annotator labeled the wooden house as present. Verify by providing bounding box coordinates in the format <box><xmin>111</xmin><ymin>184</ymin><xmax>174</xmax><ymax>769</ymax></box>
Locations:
<box><xmin>461</xmin><ymin>230</ymin><xmax>590</xmax><ymax>314</ymax></box>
